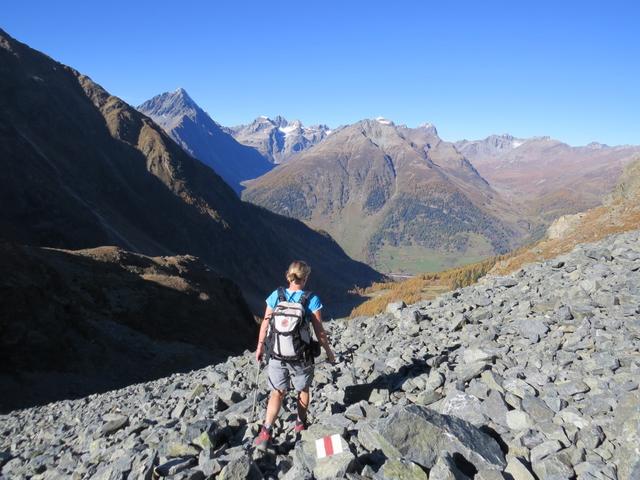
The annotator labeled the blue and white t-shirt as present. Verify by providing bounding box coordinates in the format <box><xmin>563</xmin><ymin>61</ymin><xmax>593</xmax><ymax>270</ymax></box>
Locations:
<box><xmin>266</xmin><ymin>289</ymin><xmax>323</xmax><ymax>315</ymax></box>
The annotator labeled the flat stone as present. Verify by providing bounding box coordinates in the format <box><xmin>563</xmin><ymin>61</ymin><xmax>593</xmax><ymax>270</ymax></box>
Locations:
<box><xmin>297</xmin><ymin>425</ymin><xmax>356</xmax><ymax>480</ymax></box>
<box><xmin>433</xmin><ymin>391</ymin><xmax>486</xmax><ymax>426</ymax></box>
<box><xmin>482</xmin><ymin>390</ymin><xmax>509</xmax><ymax>427</ymax></box>
<box><xmin>555</xmin><ymin>381</ymin><xmax>590</xmax><ymax>397</ymax></box>
<box><xmin>521</xmin><ymin>395</ymin><xmax>554</xmax><ymax>422</ymax></box>
<box><xmin>154</xmin><ymin>457</ymin><xmax>197</xmax><ymax>477</ymax></box>
<box><xmin>386</xmin><ymin>301</ymin><xmax>406</xmax><ymax>317</ymax></box>
<box><xmin>476</xmin><ymin>469</ymin><xmax>507</xmax><ymax>480</ymax></box>
<box><xmin>480</xmin><ymin>371</ymin><xmax>504</xmax><ymax>393</ymax></box>
<box><xmin>99</xmin><ymin>415</ymin><xmax>129</xmax><ymax>436</ymax></box>
<box><xmin>463</xmin><ymin>347</ymin><xmax>496</xmax><ymax>364</ymax></box>
<box><xmin>531</xmin><ymin>440</ymin><xmax>562</xmax><ymax>462</ymax></box>
<box><xmin>504</xmin><ymin>455</ymin><xmax>535</xmax><ymax>480</ymax></box>
<box><xmin>503</xmin><ymin>378</ymin><xmax>537</xmax><ymax>398</ymax></box>
<box><xmin>218</xmin><ymin>455</ymin><xmax>262</xmax><ymax>480</ymax></box>
<box><xmin>505</xmin><ymin>410</ymin><xmax>533</xmax><ymax>431</ymax></box>
<box><xmin>518</xmin><ymin>318</ymin><xmax>549</xmax><ymax>342</ymax></box>
<box><xmin>429</xmin><ymin>454</ymin><xmax>470</xmax><ymax>480</ymax></box>
<box><xmin>532</xmin><ymin>454</ymin><xmax>574</xmax><ymax>479</ymax></box>
<box><xmin>379</xmin><ymin>458</ymin><xmax>428</xmax><ymax>480</ymax></box>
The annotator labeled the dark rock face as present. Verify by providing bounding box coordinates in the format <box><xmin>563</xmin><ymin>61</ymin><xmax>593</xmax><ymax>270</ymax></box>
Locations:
<box><xmin>0</xmin><ymin>28</ymin><xmax>381</xmax><ymax>313</ymax></box>
<box><xmin>2</xmin><ymin>229</ymin><xmax>638</xmax><ymax>478</ymax></box>
<box><xmin>138</xmin><ymin>89</ymin><xmax>273</xmax><ymax>194</ymax></box>
<box><xmin>0</xmin><ymin>243</ymin><xmax>256</xmax><ymax>412</ymax></box>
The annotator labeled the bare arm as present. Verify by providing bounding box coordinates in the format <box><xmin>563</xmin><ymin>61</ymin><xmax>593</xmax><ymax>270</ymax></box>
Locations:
<box><xmin>311</xmin><ymin>309</ymin><xmax>335</xmax><ymax>363</ymax></box>
<box><xmin>255</xmin><ymin>306</ymin><xmax>273</xmax><ymax>362</ymax></box>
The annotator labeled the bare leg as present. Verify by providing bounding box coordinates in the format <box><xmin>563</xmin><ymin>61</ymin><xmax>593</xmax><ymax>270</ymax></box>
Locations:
<box><xmin>265</xmin><ymin>389</ymin><xmax>284</xmax><ymax>426</ymax></box>
<box><xmin>297</xmin><ymin>388</ymin><xmax>310</xmax><ymax>423</ymax></box>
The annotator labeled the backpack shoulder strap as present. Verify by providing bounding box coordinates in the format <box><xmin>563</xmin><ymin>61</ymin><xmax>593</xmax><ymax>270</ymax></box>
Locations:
<box><xmin>276</xmin><ymin>287</ymin><xmax>287</xmax><ymax>303</ymax></box>
<box><xmin>299</xmin><ymin>291</ymin><xmax>313</xmax><ymax>308</ymax></box>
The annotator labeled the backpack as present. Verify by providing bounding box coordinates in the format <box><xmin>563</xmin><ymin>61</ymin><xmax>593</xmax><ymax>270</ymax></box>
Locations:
<box><xmin>265</xmin><ymin>287</ymin><xmax>313</xmax><ymax>362</ymax></box>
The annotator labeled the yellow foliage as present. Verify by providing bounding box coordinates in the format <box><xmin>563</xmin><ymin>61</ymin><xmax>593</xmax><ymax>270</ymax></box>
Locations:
<box><xmin>349</xmin><ymin>252</ymin><xmax>516</xmax><ymax>318</ymax></box>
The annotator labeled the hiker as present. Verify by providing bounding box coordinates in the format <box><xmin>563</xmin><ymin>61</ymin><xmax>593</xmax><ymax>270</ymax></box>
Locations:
<box><xmin>254</xmin><ymin>260</ymin><xmax>335</xmax><ymax>448</ymax></box>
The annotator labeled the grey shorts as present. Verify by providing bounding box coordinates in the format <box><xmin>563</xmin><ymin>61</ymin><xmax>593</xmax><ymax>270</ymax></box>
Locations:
<box><xmin>267</xmin><ymin>358</ymin><xmax>314</xmax><ymax>392</ymax></box>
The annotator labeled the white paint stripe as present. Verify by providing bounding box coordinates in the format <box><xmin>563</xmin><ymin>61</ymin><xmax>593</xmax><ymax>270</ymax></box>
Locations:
<box><xmin>315</xmin><ymin>437</ymin><xmax>327</xmax><ymax>458</ymax></box>
<box><xmin>331</xmin><ymin>434</ymin><xmax>343</xmax><ymax>454</ymax></box>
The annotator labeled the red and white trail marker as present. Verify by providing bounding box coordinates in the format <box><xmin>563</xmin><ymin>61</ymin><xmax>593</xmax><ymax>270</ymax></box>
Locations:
<box><xmin>315</xmin><ymin>434</ymin><xmax>344</xmax><ymax>458</ymax></box>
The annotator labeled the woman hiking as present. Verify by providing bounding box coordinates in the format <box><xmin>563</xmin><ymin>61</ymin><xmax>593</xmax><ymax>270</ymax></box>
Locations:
<box><xmin>254</xmin><ymin>260</ymin><xmax>335</xmax><ymax>449</ymax></box>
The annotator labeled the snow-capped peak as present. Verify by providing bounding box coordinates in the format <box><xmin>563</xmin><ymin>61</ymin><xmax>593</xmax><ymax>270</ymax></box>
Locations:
<box><xmin>279</xmin><ymin>124</ymin><xmax>298</xmax><ymax>135</ymax></box>
<box><xmin>376</xmin><ymin>117</ymin><xmax>393</xmax><ymax>125</ymax></box>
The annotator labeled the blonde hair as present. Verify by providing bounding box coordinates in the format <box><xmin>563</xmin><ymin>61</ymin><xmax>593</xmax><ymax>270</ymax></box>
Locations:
<box><xmin>286</xmin><ymin>260</ymin><xmax>311</xmax><ymax>284</ymax></box>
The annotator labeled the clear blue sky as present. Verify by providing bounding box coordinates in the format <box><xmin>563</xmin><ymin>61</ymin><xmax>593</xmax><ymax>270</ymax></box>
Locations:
<box><xmin>4</xmin><ymin>0</ymin><xmax>639</xmax><ymax>145</ymax></box>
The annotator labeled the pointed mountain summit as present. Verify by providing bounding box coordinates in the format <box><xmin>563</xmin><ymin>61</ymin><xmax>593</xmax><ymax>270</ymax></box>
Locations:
<box><xmin>230</xmin><ymin>116</ymin><xmax>331</xmax><ymax>163</ymax></box>
<box><xmin>138</xmin><ymin>89</ymin><xmax>272</xmax><ymax>193</ymax></box>
<box><xmin>243</xmin><ymin>118</ymin><xmax>525</xmax><ymax>272</ymax></box>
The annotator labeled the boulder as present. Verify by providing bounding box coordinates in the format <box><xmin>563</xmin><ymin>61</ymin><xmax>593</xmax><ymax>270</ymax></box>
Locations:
<box><xmin>294</xmin><ymin>425</ymin><xmax>356</xmax><ymax>480</ymax></box>
<box><xmin>218</xmin><ymin>455</ymin><xmax>261</xmax><ymax>480</ymax></box>
<box><xmin>368</xmin><ymin>405</ymin><xmax>505</xmax><ymax>471</ymax></box>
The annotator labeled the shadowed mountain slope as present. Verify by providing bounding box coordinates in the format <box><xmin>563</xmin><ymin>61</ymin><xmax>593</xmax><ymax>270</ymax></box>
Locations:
<box><xmin>0</xmin><ymin>29</ymin><xmax>381</xmax><ymax>313</ymax></box>
<box><xmin>0</xmin><ymin>243</ymin><xmax>256</xmax><ymax>412</ymax></box>
<box><xmin>138</xmin><ymin>89</ymin><xmax>272</xmax><ymax>193</ymax></box>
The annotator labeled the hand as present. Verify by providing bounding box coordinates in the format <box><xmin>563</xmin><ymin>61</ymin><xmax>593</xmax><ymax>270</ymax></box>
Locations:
<box><xmin>256</xmin><ymin>343</ymin><xmax>264</xmax><ymax>363</ymax></box>
<box><xmin>326</xmin><ymin>350</ymin><xmax>336</xmax><ymax>364</ymax></box>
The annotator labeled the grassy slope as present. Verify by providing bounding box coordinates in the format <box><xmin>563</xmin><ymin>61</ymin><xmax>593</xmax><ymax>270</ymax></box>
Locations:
<box><xmin>351</xmin><ymin>159</ymin><xmax>640</xmax><ymax>318</ymax></box>
<box><xmin>349</xmin><ymin>254</ymin><xmax>510</xmax><ymax>317</ymax></box>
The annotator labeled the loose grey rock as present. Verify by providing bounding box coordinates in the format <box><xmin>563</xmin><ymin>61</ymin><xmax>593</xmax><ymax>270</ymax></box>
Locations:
<box><xmin>99</xmin><ymin>415</ymin><xmax>129</xmax><ymax>436</ymax></box>
<box><xmin>218</xmin><ymin>455</ymin><xmax>261</xmax><ymax>480</ymax></box>
<box><xmin>504</xmin><ymin>455</ymin><xmax>535</xmax><ymax>480</ymax></box>
<box><xmin>372</xmin><ymin>405</ymin><xmax>505</xmax><ymax>471</ymax></box>
<box><xmin>429</xmin><ymin>454</ymin><xmax>470</xmax><ymax>480</ymax></box>
<box><xmin>3</xmin><ymin>229</ymin><xmax>640</xmax><ymax>480</ymax></box>
<box><xmin>378</xmin><ymin>458</ymin><xmax>428</xmax><ymax>480</ymax></box>
<box><xmin>505</xmin><ymin>410</ymin><xmax>533</xmax><ymax>431</ymax></box>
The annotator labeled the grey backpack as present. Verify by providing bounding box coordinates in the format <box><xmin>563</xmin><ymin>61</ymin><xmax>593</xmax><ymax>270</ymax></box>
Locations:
<box><xmin>265</xmin><ymin>288</ymin><xmax>312</xmax><ymax>362</ymax></box>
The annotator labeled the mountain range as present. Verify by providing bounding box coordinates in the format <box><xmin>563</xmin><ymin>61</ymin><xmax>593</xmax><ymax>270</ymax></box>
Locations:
<box><xmin>229</xmin><ymin>115</ymin><xmax>331</xmax><ymax>163</ymax></box>
<box><xmin>137</xmin><ymin>89</ymin><xmax>273</xmax><ymax>193</ymax></box>
<box><xmin>242</xmin><ymin>118</ymin><xmax>525</xmax><ymax>272</ymax></box>
<box><xmin>135</xmin><ymin>85</ymin><xmax>640</xmax><ymax>275</ymax></box>
<box><xmin>456</xmin><ymin>134</ymin><xmax>640</xmax><ymax>229</ymax></box>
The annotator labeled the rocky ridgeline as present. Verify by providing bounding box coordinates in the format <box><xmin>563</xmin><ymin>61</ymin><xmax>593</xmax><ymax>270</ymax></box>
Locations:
<box><xmin>1</xmin><ymin>230</ymin><xmax>640</xmax><ymax>479</ymax></box>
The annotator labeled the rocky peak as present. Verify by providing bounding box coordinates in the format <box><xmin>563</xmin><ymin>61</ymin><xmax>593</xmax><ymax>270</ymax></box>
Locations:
<box><xmin>231</xmin><ymin>116</ymin><xmax>331</xmax><ymax>163</ymax></box>
<box><xmin>272</xmin><ymin>115</ymin><xmax>289</xmax><ymax>128</ymax></box>
<box><xmin>417</xmin><ymin>122</ymin><xmax>438</xmax><ymax>136</ymax></box>
<box><xmin>138</xmin><ymin>88</ymin><xmax>201</xmax><ymax>122</ymax></box>
<box><xmin>374</xmin><ymin>116</ymin><xmax>394</xmax><ymax>126</ymax></box>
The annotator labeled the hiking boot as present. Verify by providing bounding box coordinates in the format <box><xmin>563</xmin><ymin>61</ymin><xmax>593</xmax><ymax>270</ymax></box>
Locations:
<box><xmin>294</xmin><ymin>419</ymin><xmax>307</xmax><ymax>433</ymax></box>
<box><xmin>253</xmin><ymin>426</ymin><xmax>272</xmax><ymax>450</ymax></box>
